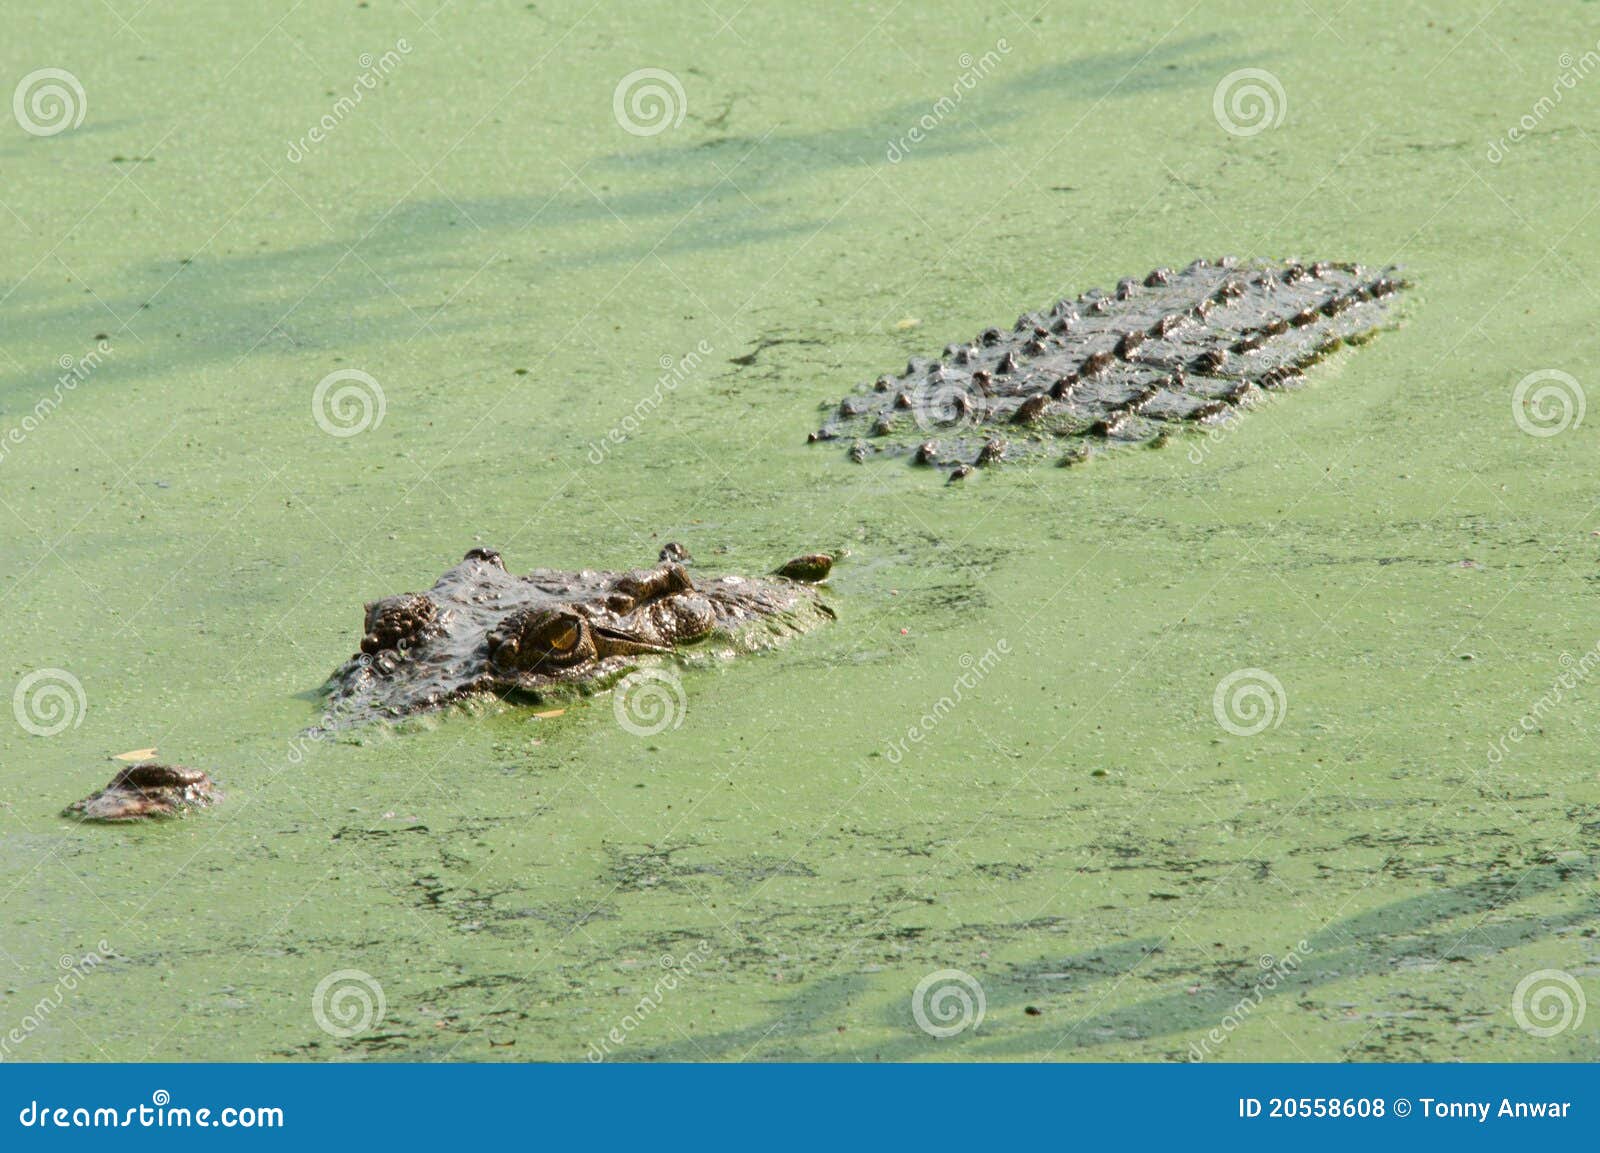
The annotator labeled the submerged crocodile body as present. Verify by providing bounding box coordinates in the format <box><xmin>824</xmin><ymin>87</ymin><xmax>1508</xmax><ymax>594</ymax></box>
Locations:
<box><xmin>811</xmin><ymin>258</ymin><xmax>1406</xmax><ymax>479</ymax></box>
<box><xmin>321</xmin><ymin>545</ymin><xmax>834</xmax><ymax>726</ymax></box>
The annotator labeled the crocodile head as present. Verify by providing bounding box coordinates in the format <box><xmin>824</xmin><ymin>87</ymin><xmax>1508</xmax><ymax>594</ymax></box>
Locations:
<box><xmin>483</xmin><ymin>561</ymin><xmax>717</xmax><ymax>690</ymax></box>
<box><xmin>320</xmin><ymin>544</ymin><xmax>834</xmax><ymax>726</ymax></box>
<box><xmin>64</xmin><ymin>763</ymin><xmax>223</xmax><ymax>822</ymax></box>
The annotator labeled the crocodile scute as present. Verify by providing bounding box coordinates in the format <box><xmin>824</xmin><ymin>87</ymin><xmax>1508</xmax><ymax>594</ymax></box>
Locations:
<box><xmin>811</xmin><ymin>257</ymin><xmax>1406</xmax><ymax>476</ymax></box>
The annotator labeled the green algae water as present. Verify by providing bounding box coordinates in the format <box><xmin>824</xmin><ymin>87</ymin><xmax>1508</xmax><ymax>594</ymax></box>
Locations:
<box><xmin>4</xmin><ymin>0</ymin><xmax>1600</xmax><ymax>1062</ymax></box>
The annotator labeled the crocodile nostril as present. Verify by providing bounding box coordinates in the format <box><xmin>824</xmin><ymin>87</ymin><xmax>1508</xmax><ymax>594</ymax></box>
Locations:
<box><xmin>361</xmin><ymin>593</ymin><xmax>437</xmax><ymax>655</ymax></box>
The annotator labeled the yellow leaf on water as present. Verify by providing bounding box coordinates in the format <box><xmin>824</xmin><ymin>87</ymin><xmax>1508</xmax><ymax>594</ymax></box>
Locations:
<box><xmin>530</xmin><ymin>709</ymin><xmax>566</xmax><ymax>720</ymax></box>
<box><xmin>113</xmin><ymin>747</ymin><xmax>158</xmax><ymax>761</ymax></box>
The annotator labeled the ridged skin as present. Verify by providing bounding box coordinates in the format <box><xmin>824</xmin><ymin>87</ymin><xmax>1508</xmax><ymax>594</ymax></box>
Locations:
<box><xmin>811</xmin><ymin>258</ymin><xmax>1406</xmax><ymax>478</ymax></box>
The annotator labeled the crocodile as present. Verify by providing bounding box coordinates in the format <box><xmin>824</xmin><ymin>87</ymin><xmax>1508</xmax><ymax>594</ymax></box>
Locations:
<box><xmin>810</xmin><ymin>258</ymin><xmax>1406</xmax><ymax>479</ymax></box>
<box><xmin>64</xmin><ymin>763</ymin><xmax>222</xmax><ymax>822</ymax></box>
<box><xmin>320</xmin><ymin>544</ymin><xmax>835</xmax><ymax>726</ymax></box>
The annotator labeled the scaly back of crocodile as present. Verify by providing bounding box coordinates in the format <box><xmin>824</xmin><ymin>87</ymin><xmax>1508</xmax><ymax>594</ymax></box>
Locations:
<box><xmin>811</xmin><ymin>258</ymin><xmax>1405</xmax><ymax>479</ymax></box>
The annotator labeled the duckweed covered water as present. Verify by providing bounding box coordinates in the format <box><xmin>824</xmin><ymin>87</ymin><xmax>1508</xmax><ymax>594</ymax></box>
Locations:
<box><xmin>4</xmin><ymin>0</ymin><xmax>1599</xmax><ymax>1061</ymax></box>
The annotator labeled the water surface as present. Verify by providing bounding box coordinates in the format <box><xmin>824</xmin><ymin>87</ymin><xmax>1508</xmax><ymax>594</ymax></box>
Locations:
<box><xmin>4</xmin><ymin>0</ymin><xmax>1599</xmax><ymax>1061</ymax></box>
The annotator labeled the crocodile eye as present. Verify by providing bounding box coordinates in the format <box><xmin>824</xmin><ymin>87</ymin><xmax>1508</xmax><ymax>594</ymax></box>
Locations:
<box><xmin>489</xmin><ymin>607</ymin><xmax>595</xmax><ymax>673</ymax></box>
<box><xmin>525</xmin><ymin>612</ymin><xmax>588</xmax><ymax>663</ymax></box>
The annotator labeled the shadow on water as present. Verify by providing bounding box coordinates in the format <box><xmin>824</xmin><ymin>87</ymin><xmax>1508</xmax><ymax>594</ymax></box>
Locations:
<box><xmin>633</xmin><ymin>861</ymin><xmax>1595</xmax><ymax>1060</ymax></box>
<box><xmin>0</xmin><ymin>118</ymin><xmax>148</xmax><ymax>160</ymax></box>
<box><xmin>603</xmin><ymin>34</ymin><xmax>1240</xmax><ymax>178</ymax></box>
<box><xmin>0</xmin><ymin>203</ymin><xmax>827</xmax><ymax>410</ymax></box>
<box><xmin>1</xmin><ymin>38</ymin><xmax>1236</xmax><ymax>406</ymax></box>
